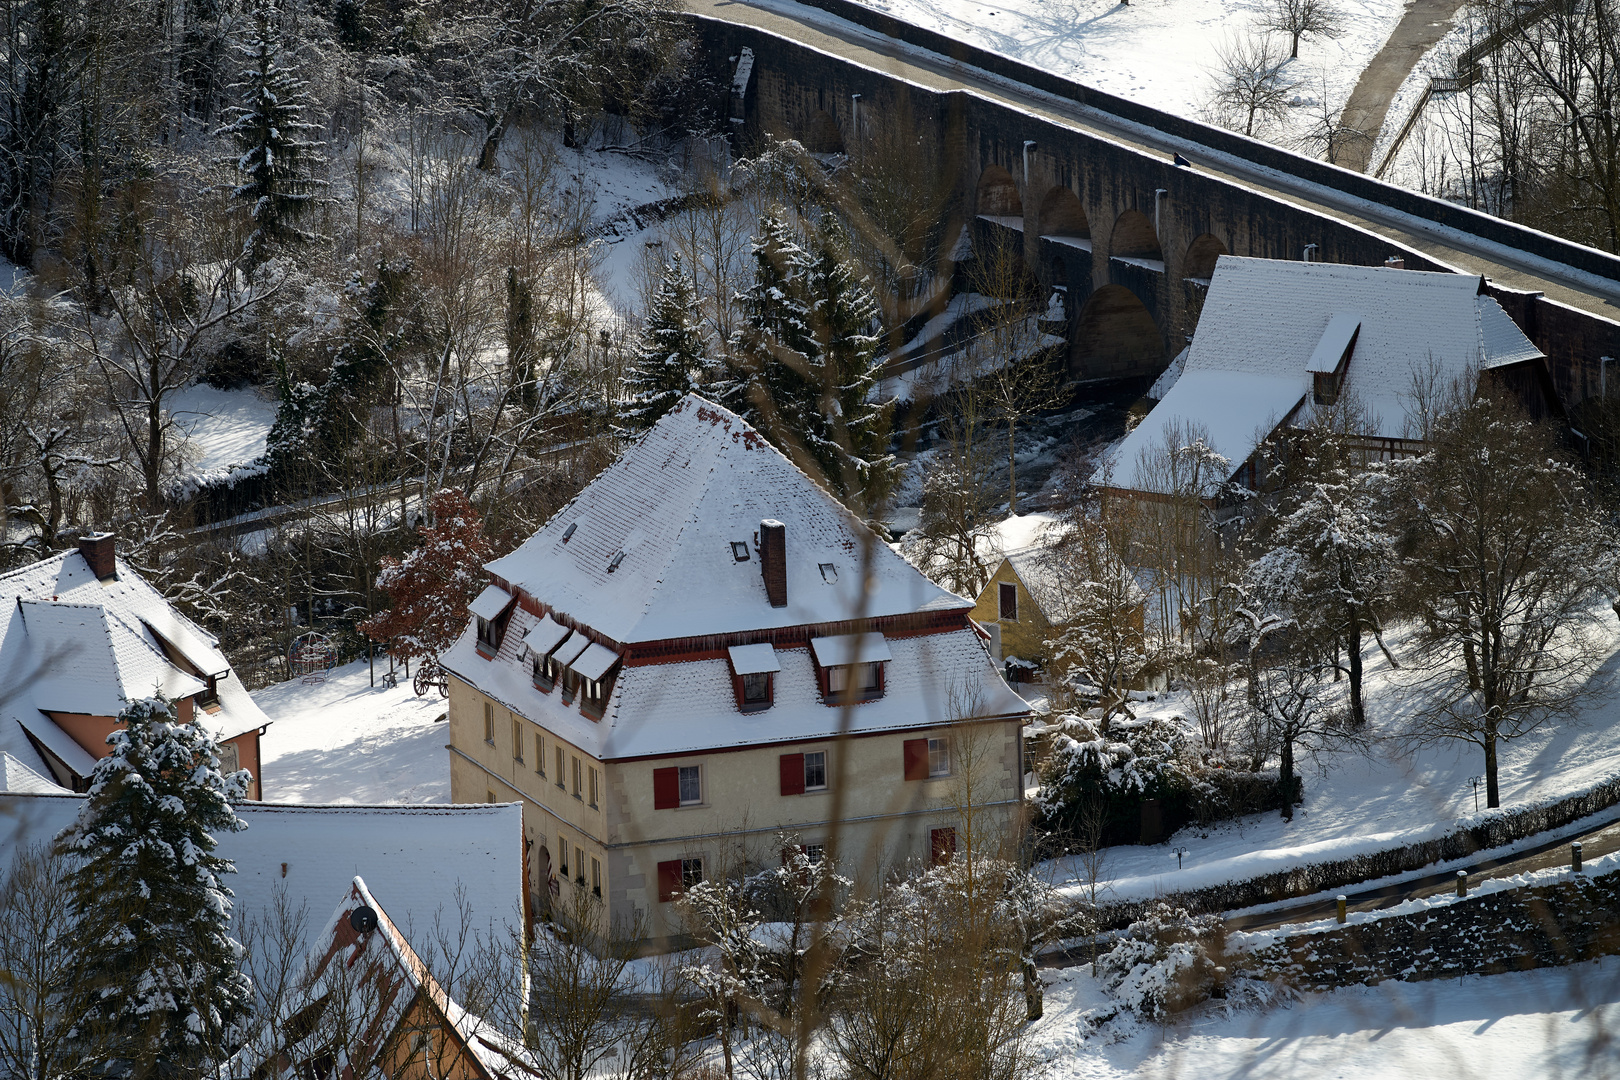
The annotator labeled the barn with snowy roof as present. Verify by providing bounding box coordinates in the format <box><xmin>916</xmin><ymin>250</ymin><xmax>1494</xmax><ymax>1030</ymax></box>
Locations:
<box><xmin>1099</xmin><ymin>256</ymin><xmax>1556</xmax><ymax>498</ymax></box>
<box><xmin>0</xmin><ymin>534</ymin><xmax>269</xmax><ymax>796</ymax></box>
<box><xmin>441</xmin><ymin>394</ymin><xmax>1030</xmax><ymax>945</ymax></box>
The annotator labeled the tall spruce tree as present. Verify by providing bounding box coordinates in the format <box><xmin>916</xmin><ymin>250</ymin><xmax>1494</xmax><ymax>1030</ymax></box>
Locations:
<box><xmin>727</xmin><ymin>210</ymin><xmax>896</xmax><ymax>507</ymax></box>
<box><xmin>618</xmin><ymin>255</ymin><xmax>706</xmax><ymax>434</ymax></box>
<box><xmin>217</xmin><ymin>0</ymin><xmax>324</xmax><ymax>268</ymax></box>
<box><xmin>57</xmin><ymin>696</ymin><xmax>253</xmax><ymax>1080</ymax></box>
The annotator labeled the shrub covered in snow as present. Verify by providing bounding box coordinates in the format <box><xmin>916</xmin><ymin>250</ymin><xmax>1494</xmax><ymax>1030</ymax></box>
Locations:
<box><xmin>1095</xmin><ymin>901</ymin><xmax>1226</xmax><ymax>1020</ymax></box>
<box><xmin>1035</xmin><ymin>712</ymin><xmax>1194</xmax><ymax>842</ymax></box>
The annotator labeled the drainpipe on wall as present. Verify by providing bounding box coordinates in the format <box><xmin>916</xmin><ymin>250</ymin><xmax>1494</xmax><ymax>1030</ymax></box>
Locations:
<box><xmin>1303</xmin><ymin>243</ymin><xmax>1319</xmax><ymax>262</ymax></box>
<box><xmin>1154</xmin><ymin>188</ymin><xmax>1168</xmax><ymax>238</ymax></box>
<box><xmin>850</xmin><ymin>93</ymin><xmax>861</xmax><ymax>150</ymax></box>
<box><xmin>1023</xmin><ymin>140</ymin><xmax>1037</xmax><ymax>192</ymax></box>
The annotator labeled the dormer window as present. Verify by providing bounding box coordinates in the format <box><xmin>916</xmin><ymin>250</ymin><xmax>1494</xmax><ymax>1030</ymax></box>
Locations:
<box><xmin>521</xmin><ymin>614</ymin><xmax>571</xmax><ymax>692</ymax></box>
<box><xmin>728</xmin><ymin>643</ymin><xmax>781</xmax><ymax>712</ymax></box>
<box><xmin>469</xmin><ymin>585</ymin><xmax>517</xmax><ymax>656</ymax></box>
<box><xmin>1305</xmin><ymin>313</ymin><xmax>1361</xmax><ymax>408</ymax></box>
<box><xmin>570</xmin><ymin>642</ymin><xmax>622</xmax><ymax>720</ymax></box>
<box><xmin>810</xmin><ymin>633</ymin><xmax>892</xmax><ymax>704</ymax></box>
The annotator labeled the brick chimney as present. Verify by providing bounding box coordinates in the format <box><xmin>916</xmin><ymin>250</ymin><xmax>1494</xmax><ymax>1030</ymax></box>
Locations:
<box><xmin>78</xmin><ymin>533</ymin><xmax>117</xmax><ymax>581</ymax></box>
<box><xmin>759</xmin><ymin>519</ymin><xmax>787</xmax><ymax>608</ymax></box>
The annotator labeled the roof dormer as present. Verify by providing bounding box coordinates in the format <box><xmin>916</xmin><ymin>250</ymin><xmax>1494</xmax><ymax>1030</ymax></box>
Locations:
<box><xmin>1306</xmin><ymin>312</ymin><xmax>1361</xmax><ymax>407</ymax></box>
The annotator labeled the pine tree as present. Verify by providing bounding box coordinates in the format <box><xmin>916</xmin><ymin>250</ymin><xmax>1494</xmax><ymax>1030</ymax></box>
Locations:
<box><xmin>726</xmin><ymin>210</ymin><xmax>897</xmax><ymax>507</ymax></box>
<box><xmin>618</xmin><ymin>255</ymin><xmax>706</xmax><ymax>434</ymax></box>
<box><xmin>216</xmin><ymin>0</ymin><xmax>324</xmax><ymax>268</ymax></box>
<box><xmin>57</xmin><ymin>697</ymin><xmax>253</xmax><ymax>1080</ymax></box>
<box><xmin>359</xmin><ymin>488</ymin><xmax>496</xmax><ymax>663</ymax></box>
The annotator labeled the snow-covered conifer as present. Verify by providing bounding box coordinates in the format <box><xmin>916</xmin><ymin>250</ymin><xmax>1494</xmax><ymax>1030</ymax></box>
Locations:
<box><xmin>618</xmin><ymin>255</ymin><xmax>706</xmax><ymax>435</ymax></box>
<box><xmin>358</xmin><ymin>488</ymin><xmax>495</xmax><ymax>663</ymax></box>
<box><xmin>727</xmin><ymin>210</ymin><xmax>896</xmax><ymax>507</ymax></box>
<box><xmin>57</xmin><ymin>696</ymin><xmax>252</xmax><ymax>1078</ymax></box>
<box><xmin>217</xmin><ymin>0</ymin><xmax>325</xmax><ymax>267</ymax></box>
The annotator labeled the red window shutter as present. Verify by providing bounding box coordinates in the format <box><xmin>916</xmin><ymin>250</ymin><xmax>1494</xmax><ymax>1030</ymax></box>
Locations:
<box><xmin>653</xmin><ymin>767</ymin><xmax>680</xmax><ymax>810</ymax></box>
<box><xmin>657</xmin><ymin>860</ymin><xmax>682</xmax><ymax>902</ymax></box>
<box><xmin>931</xmin><ymin>827</ymin><xmax>957</xmax><ymax>866</ymax></box>
<box><xmin>779</xmin><ymin>753</ymin><xmax>806</xmax><ymax>796</ymax></box>
<box><xmin>903</xmin><ymin>738</ymin><xmax>929</xmax><ymax>781</ymax></box>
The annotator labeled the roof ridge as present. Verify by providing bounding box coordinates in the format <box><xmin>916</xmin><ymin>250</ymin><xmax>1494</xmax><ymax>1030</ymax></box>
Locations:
<box><xmin>0</xmin><ymin>550</ymin><xmax>71</xmax><ymax>585</ymax></box>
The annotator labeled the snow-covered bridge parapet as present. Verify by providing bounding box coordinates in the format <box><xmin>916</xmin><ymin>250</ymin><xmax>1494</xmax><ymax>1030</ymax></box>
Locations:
<box><xmin>686</xmin><ymin>1</ymin><xmax>1620</xmax><ymax>407</ymax></box>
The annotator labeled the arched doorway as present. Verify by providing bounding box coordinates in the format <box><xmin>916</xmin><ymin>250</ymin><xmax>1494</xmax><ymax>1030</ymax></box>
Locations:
<box><xmin>1072</xmin><ymin>284</ymin><xmax>1165</xmax><ymax>380</ymax></box>
<box><xmin>1110</xmin><ymin>209</ymin><xmax>1163</xmax><ymax>261</ymax></box>
<box><xmin>1038</xmin><ymin>186</ymin><xmax>1090</xmax><ymax>242</ymax></box>
<box><xmin>1183</xmin><ymin>233</ymin><xmax>1228</xmax><ymax>280</ymax></box>
<box><xmin>976</xmin><ymin>165</ymin><xmax>1023</xmax><ymax>221</ymax></box>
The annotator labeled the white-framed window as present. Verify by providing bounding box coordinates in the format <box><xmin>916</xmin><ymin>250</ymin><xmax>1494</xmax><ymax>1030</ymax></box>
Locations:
<box><xmin>535</xmin><ymin>734</ymin><xmax>545</xmax><ymax>774</ymax></box>
<box><xmin>678</xmin><ymin>765</ymin><xmax>702</xmax><ymax>806</ymax></box>
<box><xmin>572</xmin><ymin>757</ymin><xmax>583</xmax><ymax>799</ymax></box>
<box><xmin>803</xmin><ymin>843</ymin><xmax>825</xmax><ymax>865</ymax></box>
<box><xmin>804</xmin><ymin>750</ymin><xmax>827</xmax><ymax>791</ymax></box>
<box><xmin>927</xmin><ymin>737</ymin><xmax>950</xmax><ymax>778</ymax></box>
<box><xmin>591</xmin><ymin>857</ymin><xmax>602</xmax><ymax>898</ymax></box>
<box><xmin>681</xmin><ymin>857</ymin><xmax>704</xmax><ymax>891</ymax></box>
<box><xmin>827</xmin><ymin>663</ymin><xmax>882</xmax><ymax>697</ymax></box>
<box><xmin>512</xmin><ymin>718</ymin><xmax>523</xmax><ymax>762</ymax></box>
<box><xmin>483</xmin><ymin>701</ymin><xmax>495</xmax><ymax>743</ymax></box>
<box><xmin>589</xmin><ymin>766</ymin><xmax>600</xmax><ymax>809</ymax></box>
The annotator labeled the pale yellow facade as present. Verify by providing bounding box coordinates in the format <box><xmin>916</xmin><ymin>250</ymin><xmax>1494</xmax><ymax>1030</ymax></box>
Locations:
<box><xmin>971</xmin><ymin>558</ymin><xmax>1055</xmax><ymax>667</ymax></box>
<box><xmin>447</xmin><ymin>677</ymin><xmax>1025</xmax><ymax>947</ymax></box>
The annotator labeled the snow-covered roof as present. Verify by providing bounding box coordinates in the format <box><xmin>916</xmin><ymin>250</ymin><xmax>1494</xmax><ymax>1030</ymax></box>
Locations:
<box><xmin>809</xmin><ymin>633</ymin><xmax>893</xmax><ymax>666</ymax></box>
<box><xmin>1101</xmin><ymin>257</ymin><xmax>1546</xmax><ymax>494</ymax></box>
<box><xmin>0</xmin><ymin>548</ymin><xmax>270</xmax><ymax>786</ymax></box>
<box><xmin>228</xmin><ymin>876</ymin><xmax>528</xmax><ymax>1080</ymax></box>
<box><xmin>469</xmin><ymin>584</ymin><xmax>515</xmax><ymax>622</ymax></box>
<box><xmin>444</xmin><ymin>606</ymin><xmax>1027</xmax><ymax>761</ymax></box>
<box><xmin>728</xmin><ymin>643</ymin><xmax>781</xmax><ymax>675</ymax></box>
<box><xmin>485</xmin><ymin>395</ymin><xmax>971</xmax><ymax>645</ymax></box>
<box><xmin>0</xmin><ymin>750</ymin><xmax>67</xmax><ymax>793</ymax></box>
<box><xmin>0</xmin><ymin>795</ymin><xmax>524</xmax><ymax>949</ymax></box>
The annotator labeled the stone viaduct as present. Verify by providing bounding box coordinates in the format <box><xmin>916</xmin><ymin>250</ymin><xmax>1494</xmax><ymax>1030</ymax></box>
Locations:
<box><xmin>686</xmin><ymin>0</ymin><xmax>1620</xmax><ymax>411</ymax></box>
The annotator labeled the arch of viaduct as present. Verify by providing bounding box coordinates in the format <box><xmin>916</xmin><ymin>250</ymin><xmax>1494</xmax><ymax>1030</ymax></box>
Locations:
<box><xmin>691</xmin><ymin>10</ymin><xmax>1620</xmax><ymax>406</ymax></box>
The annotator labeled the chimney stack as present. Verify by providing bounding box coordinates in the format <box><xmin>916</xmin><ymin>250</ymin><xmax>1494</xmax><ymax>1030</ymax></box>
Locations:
<box><xmin>759</xmin><ymin>519</ymin><xmax>787</xmax><ymax>608</ymax></box>
<box><xmin>78</xmin><ymin>533</ymin><xmax>117</xmax><ymax>581</ymax></box>
<box><xmin>1384</xmin><ymin>256</ymin><xmax>1406</xmax><ymax>269</ymax></box>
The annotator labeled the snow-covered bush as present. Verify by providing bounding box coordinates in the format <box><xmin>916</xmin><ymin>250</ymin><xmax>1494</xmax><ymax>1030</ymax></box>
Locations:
<box><xmin>1035</xmin><ymin>712</ymin><xmax>1194</xmax><ymax>843</ymax></box>
<box><xmin>1095</xmin><ymin>902</ymin><xmax>1225</xmax><ymax>1020</ymax></box>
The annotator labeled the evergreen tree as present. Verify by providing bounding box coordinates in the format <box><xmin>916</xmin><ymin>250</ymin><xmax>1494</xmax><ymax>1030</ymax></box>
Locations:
<box><xmin>618</xmin><ymin>255</ymin><xmax>706</xmax><ymax>434</ymax></box>
<box><xmin>216</xmin><ymin>0</ymin><xmax>324</xmax><ymax>267</ymax></box>
<box><xmin>726</xmin><ymin>210</ymin><xmax>897</xmax><ymax>507</ymax></box>
<box><xmin>57</xmin><ymin>697</ymin><xmax>253</xmax><ymax>1080</ymax></box>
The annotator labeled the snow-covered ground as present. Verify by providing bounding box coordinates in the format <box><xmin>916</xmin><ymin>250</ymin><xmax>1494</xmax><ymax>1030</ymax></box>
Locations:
<box><xmin>170</xmin><ymin>382</ymin><xmax>279</xmax><ymax>473</ymax></box>
<box><xmin>254</xmin><ymin>658</ymin><xmax>451</xmax><ymax>804</ymax></box>
<box><xmin>846</xmin><ymin>0</ymin><xmax>1408</xmax><ymax>138</ymax></box>
<box><xmin>1041</xmin><ymin>620</ymin><xmax>1620</xmax><ymax>903</ymax></box>
<box><xmin>1031</xmin><ymin>955</ymin><xmax>1620</xmax><ymax>1078</ymax></box>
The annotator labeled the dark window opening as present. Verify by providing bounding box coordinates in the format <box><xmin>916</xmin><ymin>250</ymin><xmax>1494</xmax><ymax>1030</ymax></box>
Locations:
<box><xmin>999</xmin><ymin>582</ymin><xmax>1018</xmax><ymax>621</ymax></box>
<box><xmin>931</xmin><ymin>827</ymin><xmax>957</xmax><ymax>866</ymax></box>
<box><xmin>824</xmin><ymin>662</ymin><xmax>884</xmax><ymax>702</ymax></box>
<box><xmin>1313</xmin><ymin>371</ymin><xmax>1345</xmax><ymax>407</ymax></box>
<box><xmin>742</xmin><ymin>671</ymin><xmax>772</xmax><ymax>709</ymax></box>
<box><xmin>477</xmin><ymin>616</ymin><xmax>500</xmax><ymax>651</ymax></box>
<box><xmin>681</xmin><ymin>857</ymin><xmax>704</xmax><ymax>891</ymax></box>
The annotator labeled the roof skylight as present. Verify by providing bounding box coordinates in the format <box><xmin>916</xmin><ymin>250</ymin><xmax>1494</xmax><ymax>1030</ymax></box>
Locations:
<box><xmin>562</xmin><ymin>522</ymin><xmax>577</xmax><ymax>543</ymax></box>
<box><xmin>819</xmin><ymin>563</ymin><xmax>838</xmax><ymax>583</ymax></box>
<box><xmin>731</xmin><ymin>541</ymin><xmax>751</xmax><ymax>562</ymax></box>
<box><xmin>607</xmin><ymin>551</ymin><xmax>626</xmax><ymax>573</ymax></box>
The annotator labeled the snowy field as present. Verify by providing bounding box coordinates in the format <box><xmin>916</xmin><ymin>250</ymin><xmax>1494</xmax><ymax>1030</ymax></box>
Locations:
<box><xmin>1041</xmin><ymin>618</ymin><xmax>1620</xmax><ymax>902</ymax></box>
<box><xmin>170</xmin><ymin>382</ymin><xmax>279</xmax><ymax>473</ymax></box>
<box><xmin>842</xmin><ymin>0</ymin><xmax>1407</xmax><ymax>136</ymax></box>
<box><xmin>1031</xmin><ymin>955</ymin><xmax>1620</xmax><ymax>1079</ymax></box>
<box><xmin>254</xmin><ymin>659</ymin><xmax>451</xmax><ymax>804</ymax></box>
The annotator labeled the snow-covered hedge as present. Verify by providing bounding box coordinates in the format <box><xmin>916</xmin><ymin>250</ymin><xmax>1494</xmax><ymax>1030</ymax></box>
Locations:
<box><xmin>1094</xmin><ymin>769</ymin><xmax>1620</xmax><ymax>929</ymax></box>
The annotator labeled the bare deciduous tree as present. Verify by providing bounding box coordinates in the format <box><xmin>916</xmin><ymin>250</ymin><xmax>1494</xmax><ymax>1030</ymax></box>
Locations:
<box><xmin>1262</xmin><ymin>0</ymin><xmax>1344</xmax><ymax>59</ymax></box>
<box><xmin>1208</xmin><ymin>34</ymin><xmax>1297</xmax><ymax>138</ymax></box>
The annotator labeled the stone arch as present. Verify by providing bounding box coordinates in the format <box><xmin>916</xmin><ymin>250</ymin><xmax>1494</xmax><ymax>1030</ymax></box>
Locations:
<box><xmin>976</xmin><ymin>165</ymin><xmax>1023</xmax><ymax>218</ymax></box>
<box><xmin>1071</xmin><ymin>284</ymin><xmax>1165</xmax><ymax>379</ymax></box>
<box><xmin>1183</xmin><ymin>233</ymin><xmax>1228</xmax><ymax>280</ymax></box>
<box><xmin>1110</xmin><ymin>209</ymin><xmax>1162</xmax><ymax>261</ymax></box>
<box><xmin>804</xmin><ymin>110</ymin><xmax>844</xmax><ymax>154</ymax></box>
<box><xmin>1038</xmin><ymin>186</ymin><xmax>1089</xmax><ymax>238</ymax></box>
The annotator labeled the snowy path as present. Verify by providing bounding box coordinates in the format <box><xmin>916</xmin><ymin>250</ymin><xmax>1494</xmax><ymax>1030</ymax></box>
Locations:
<box><xmin>1031</xmin><ymin>956</ymin><xmax>1620</xmax><ymax>1079</ymax></box>
<box><xmin>254</xmin><ymin>659</ymin><xmax>451</xmax><ymax>804</ymax></box>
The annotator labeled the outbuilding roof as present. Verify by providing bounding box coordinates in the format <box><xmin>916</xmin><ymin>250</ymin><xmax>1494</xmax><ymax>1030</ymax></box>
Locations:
<box><xmin>1101</xmin><ymin>257</ymin><xmax>1546</xmax><ymax>495</ymax></box>
<box><xmin>0</xmin><ymin>549</ymin><xmax>270</xmax><ymax>786</ymax></box>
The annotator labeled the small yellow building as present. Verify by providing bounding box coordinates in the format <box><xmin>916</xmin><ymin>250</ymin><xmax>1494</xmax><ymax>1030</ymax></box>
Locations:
<box><xmin>971</xmin><ymin>546</ymin><xmax>1076</xmax><ymax>679</ymax></box>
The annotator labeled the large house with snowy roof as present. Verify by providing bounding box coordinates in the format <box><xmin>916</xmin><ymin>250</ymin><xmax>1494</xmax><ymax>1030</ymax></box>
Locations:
<box><xmin>441</xmin><ymin>395</ymin><xmax>1031</xmax><ymax>944</ymax></box>
<box><xmin>0</xmin><ymin>535</ymin><xmax>269</xmax><ymax>797</ymax></box>
<box><xmin>1100</xmin><ymin>256</ymin><xmax>1556</xmax><ymax>499</ymax></box>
